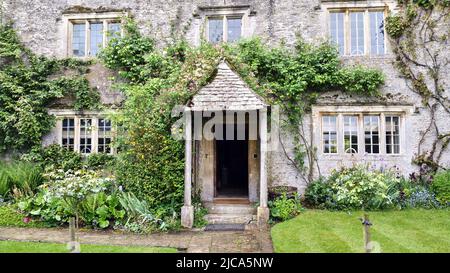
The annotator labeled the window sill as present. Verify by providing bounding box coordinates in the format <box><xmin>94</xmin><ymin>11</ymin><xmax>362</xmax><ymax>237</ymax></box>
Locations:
<box><xmin>319</xmin><ymin>153</ymin><xmax>405</xmax><ymax>159</ymax></box>
<box><xmin>339</xmin><ymin>54</ymin><xmax>395</xmax><ymax>61</ymax></box>
<box><xmin>68</xmin><ymin>56</ymin><xmax>99</xmax><ymax>61</ymax></box>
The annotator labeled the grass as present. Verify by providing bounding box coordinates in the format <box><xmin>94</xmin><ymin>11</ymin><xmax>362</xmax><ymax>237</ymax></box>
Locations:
<box><xmin>0</xmin><ymin>240</ymin><xmax>177</xmax><ymax>253</ymax></box>
<box><xmin>271</xmin><ymin>209</ymin><xmax>450</xmax><ymax>253</ymax></box>
<box><xmin>0</xmin><ymin>205</ymin><xmax>47</xmax><ymax>228</ymax></box>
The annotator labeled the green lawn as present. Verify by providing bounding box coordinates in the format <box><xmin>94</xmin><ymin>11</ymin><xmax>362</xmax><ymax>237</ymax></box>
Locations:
<box><xmin>0</xmin><ymin>240</ymin><xmax>177</xmax><ymax>253</ymax></box>
<box><xmin>271</xmin><ymin>209</ymin><xmax>450</xmax><ymax>253</ymax></box>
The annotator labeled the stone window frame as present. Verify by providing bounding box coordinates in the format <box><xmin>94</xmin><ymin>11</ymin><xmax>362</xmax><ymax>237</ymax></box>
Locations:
<box><xmin>322</xmin><ymin>115</ymin><xmax>338</xmax><ymax>154</ymax></box>
<box><xmin>206</xmin><ymin>15</ymin><xmax>243</xmax><ymax>43</ymax></box>
<box><xmin>197</xmin><ymin>5</ymin><xmax>253</xmax><ymax>44</ymax></box>
<box><xmin>62</xmin><ymin>12</ymin><xmax>127</xmax><ymax>58</ymax></box>
<box><xmin>49</xmin><ymin>109</ymin><xmax>116</xmax><ymax>155</ymax></box>
<box><xmin>79</xmin><ymin>117</ymin><xmax>93</xmax><ymax>155</ymax></box>
<box><xmin>363</xmin><ymin>115</ymin><xmax>381</xmax><ymax>154</ymax></box>
<box><xmin>312</xmin><ymin>105</ymin><xmax>414</xmax><ymax>158</ymax></box>
<box><xmin>322</xmin><ymin>0</ymin><xmax>397</xmax><ymax>57</ymax></box>
<box><xmin>343</xmin><ymin>115</ymin><xmax>359</xmax><ymax>154</ymax></box>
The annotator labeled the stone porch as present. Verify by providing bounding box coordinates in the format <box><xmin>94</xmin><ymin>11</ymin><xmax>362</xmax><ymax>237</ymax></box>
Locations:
<box><xmin>181</xmin><ymin>61</ymin><xmax>270</xmax><ymax>228</ymax></box>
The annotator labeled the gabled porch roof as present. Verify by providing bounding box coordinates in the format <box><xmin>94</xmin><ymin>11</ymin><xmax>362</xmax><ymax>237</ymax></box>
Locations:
<box><xmin>189</xmin><ymin>61</ymin><xmax>267</xmax><ymax>111</ymax></box>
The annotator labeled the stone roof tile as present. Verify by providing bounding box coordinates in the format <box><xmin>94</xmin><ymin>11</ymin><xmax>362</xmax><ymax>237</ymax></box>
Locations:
<box><xmin>190</xmin><ymin>61</ymin><xmax>267</xmax><ymax>111</ymax></box>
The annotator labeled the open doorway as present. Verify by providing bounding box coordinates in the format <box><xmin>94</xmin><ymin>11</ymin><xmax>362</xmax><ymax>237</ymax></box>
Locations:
<box><xmin>215</xmin><ymin>139</ymin><xmax>249</xmax><ymax>198</ymax></box>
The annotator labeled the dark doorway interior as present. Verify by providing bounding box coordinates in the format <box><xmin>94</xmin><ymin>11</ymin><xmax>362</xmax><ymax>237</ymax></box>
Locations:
<box><xmin>216</xmin><ymin>139</ymin><xmax>248</xmax><ymax>198</ymax></box>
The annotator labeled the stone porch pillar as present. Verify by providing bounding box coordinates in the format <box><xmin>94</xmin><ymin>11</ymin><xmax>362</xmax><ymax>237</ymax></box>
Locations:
<box><xmin>257</xmin><ymin>107</ymin><xmax>270</xmax><ymax>227</ymax></box>
<box><xmin>181</xmin><ymin>109</ymin><xmax>194</xmax><ymax>228</ymax></box>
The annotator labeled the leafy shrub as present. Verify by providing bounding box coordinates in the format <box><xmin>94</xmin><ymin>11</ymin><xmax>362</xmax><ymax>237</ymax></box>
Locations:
<box><xmin>23</xmin><ymin>145</ymin><xmax>116</xmax><ymax>172</ymax></box>
<box><xmin>22</xmin><ymin>144</ymin><xmax>83</xmax><ymax>171</ymax></box>
<box><xmin>18</xmin><ymin>169</ymin><xmax>120</xmax><ymax>228</ymax></box>
<box><xmin>118</xmin><ymin>191</ymin><xmax>166</xmax><ymax>232</ymax></box>
<box><xmin>405</xmin><ymin>188</ymin><xmax>441</xmax><ymax>209</ymax></box>
<box><xmin>385</xmin><ymin>15</ymin><xmax>406</xmax><ymax>38</ymax></box>
<box><xmin>304</xmin><ymin>165</ymin><xmax>450</xmax><ymax>210</ymax></box>
<box><xmin>0</xmin><ymin>205</ymin><xmax>47</xmax><ymax>228</ymax></box>
<box><xmin>110</xmin><ymin>41</ymin><xmax>219</xmax><ymax>216</ymax></box>
<box><xmin>409</xmin><ymin>164</ymin><xmax>434</xmax><ymax>187</ymax></box>
<box><xmin>43</xmin><ymin>169</ymin><xmax>112</xmax><ymax>199</ymax></box>
<box><xmin>304</xmin><ymin>177</ymin><xmax>334</xmax><ymax>209</ymax></box>
<box><xmin>304</xmin><ymin>165</ymin><xmax>402</xmax><ymax>210</ymax></box>
<box><xmin>431</xmin><ymin>170</ymin><xmax>450</xmax><ymax>206</ymax></box>
<box><xmin>80</xmin><ymin>192</ymin><xmax>125</xmax><ymax>229</ymax></box>
<box><xmin>193</xmin><ymin>200</ymin><xmax>208</xmax><ymax>228</ymax></box>
<box><xmin>269</xmin><ymin>193</ymin><xmax>303</xmax><ymax>222</ymax></box>
<box><xmin>99</xmin><ymin>18</ymin><xmax>155</xmax><ymax>83</ymax></box>
<box><xmin>0</xmin><ymin>161</ymin><xmax>44</xmax><ymax>199</ymax></box>
<box><xmin>85</xmin><ymin>153</ymin><xmax>116</xmax><ymax>170</ymax></box>
<box><xmin>328</xmin><ymin>165</ymin><xmax>400</xmax><ymax>210</ymax></box>
<box><xmin>18</xmin><ymin>189</ymin><xmax>71</xmax><ymax>225</ymax></box>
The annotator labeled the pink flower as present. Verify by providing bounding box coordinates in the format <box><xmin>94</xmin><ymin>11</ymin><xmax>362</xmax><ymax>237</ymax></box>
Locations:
<box><xmin>23</xmin><ymin>217</ymin><xmax>31</xmax><ymax>224</ymax></box>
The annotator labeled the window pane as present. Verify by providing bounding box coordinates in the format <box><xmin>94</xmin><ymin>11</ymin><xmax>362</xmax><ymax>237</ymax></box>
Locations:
<box><xmin>350</xmin><ymin>12</ymin><xmax>365</xmax><ymax>55</ymax></box>
<box><xmin>72</xmin><ymin>23</ymin><xmax>86</xmax><ymax>57</ymax></box>
<box><xmin>80</xmin><ymin>118</ymin><xmax>92</xmax><ymax>154</ymax></box>
<box><xmin>98</xmin><ymin>118</ymin><xmax>112</xmax><ymax>154</ymax></box>
<box><xmin>344</xmin><ymin>116</ymin><xmax>358</xmax><ymax>153</ymax></box>
<box><xmin>208</xmin><ymin>18</ymin><xmax>223</xmax><ymax>44</ymax></box>
<box><xmin>364</xmin><ymin>115</ymin><xmax>380</xmax><ymax>154</ymax></box>
<box><xmin>370</xmin><ymin>11</ymin><xmax>385</xmax><ymax>55</ymax></box>
<box><xmin>107</xmin><ymin>22</ymin><xmax>121</xmax><ymax>42</ymax></box>
<box><xmin>330</xmin><ymin>12</ymin><xmax>345</xmax><ymax>55</ymax></box>
<box><xmin>323</xmin><ymin>116</ymin><xmax>338</xmax><ymax>154</ymax></box>
<box><xmin>62</xmin><ymin>118</ymin><xmax>75</xmax><ymax>150</ymax></box>
<box><xmin>386</xmin><ymin>116</ymin><xmax>400</xmax><ymax>154</ymax></box>
<box><xmin>227</xmin><ymin>17</ymin><xmax>242</xmax><ymax>43</ymax></box>
<box><xmin>90</xmin><ymin>23</ymin><xmax>103</xmax><ymax>56</ymax></box>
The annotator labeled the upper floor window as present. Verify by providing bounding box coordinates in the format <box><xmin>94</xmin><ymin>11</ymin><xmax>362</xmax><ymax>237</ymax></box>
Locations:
<box><xmin>65</xmin><ymin>13</ymin><xmax>124</xmax><ymax>58</ymax></box>
<box><xmin>329</xmin><ymin>8</ymin><xmax>386</xmax><ymax>56</ymax></box>
<box><xmin>207</xmin><ymin>16</ymin><xmax>242</xmax><ymax>44</ymax></box>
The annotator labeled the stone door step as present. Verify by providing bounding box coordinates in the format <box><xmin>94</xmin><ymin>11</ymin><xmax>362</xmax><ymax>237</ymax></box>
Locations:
<box><xmin>213</xmin><ymin>198</ymin><xmax>250</xmax><ymax>204</ymax></box>
<box><xmin>204</xmin><ymin>202</ymin><xmax>257</xmax><ymax>215</ymax></box>
<box><xmin>204</xmin><ymin>214</ymin><xmax>256</xmax><ymax>225</ymax></box>
<box><xmin>204</xmin><ymin>224</ymin><xmax>245</xmax><ymax>231</ymax></box>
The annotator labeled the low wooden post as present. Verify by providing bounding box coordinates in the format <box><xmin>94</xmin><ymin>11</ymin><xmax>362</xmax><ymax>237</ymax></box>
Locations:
<box><xmin>361</xmin><ymin>213</ymin><xmax>372</xmax><ymax>253</ymax></box>
<box><xmin>68</xmin><ymin>217</ymin><xmax>80</xmax><ymax>253</ymax></box>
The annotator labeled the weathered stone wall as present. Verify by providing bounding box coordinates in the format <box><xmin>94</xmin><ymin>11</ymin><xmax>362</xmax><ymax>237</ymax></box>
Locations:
<box><xmin>4</xmin><ymin>0</ymin><xmax>449</xmax><ymax>193</ymax></box>
<box><xmin>3</xmin><ymin>0</ymin><xmax>324</xmax><ymax>57</ymax></box>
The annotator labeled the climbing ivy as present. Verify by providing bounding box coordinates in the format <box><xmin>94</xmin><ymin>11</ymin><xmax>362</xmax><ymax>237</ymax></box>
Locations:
<box><xmin>98</xmin><ymin>18</ymin><xmax>384</xmax><ymax>214</ymax></box>
<box><xmin>0</xmin><ymin>23</ymin><xmax>99</xmax><ymax>153</ymax></box>
<box><xmin>385</xmin><ymin>0</ymin><xmax>450</xmax><ymax>171</ymax></box>
<box><xmin>224</xmin><ymin>38</ymin><xmax>384</xmax><ymax>181</ymax></box>
<box><xmin>101</xmin><ymin>24</ymin><xmax>220</xmax><ymax>211</ymax></box>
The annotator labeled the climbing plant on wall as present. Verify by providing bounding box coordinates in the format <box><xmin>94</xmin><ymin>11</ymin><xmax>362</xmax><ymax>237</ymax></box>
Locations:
<box><xmin>100</xmin><ymin>19</ymin><xmax>221</xmax><ymax>212</ymax></box>
<box><xmin>386</xmin><ymin>0</ymin><xmax>450</xmax><ymax>170</ymax></box>
<box><xmin>0</xmin><ymin>23</ymin><xmax>100</xmax><ymax>154</ymax></box>
<box><xmin>99</xmin><ymin>17</ymin><xmax>385</xmax><ymax>215</ymax></box>
<box><xmin>224</xmin><ymin>39</ymin><xmax>384</xmax><ymax>182</ymax></box>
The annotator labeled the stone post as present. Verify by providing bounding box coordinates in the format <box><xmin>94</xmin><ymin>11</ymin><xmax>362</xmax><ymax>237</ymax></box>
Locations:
<box><xmin>181</xmin><ymin>109</ymin><xmax>194</xmax><ymax>228</ymax></box>
<box><xmin>257</xmin><ymin>107</ymin><xmax>270</xmax><ymax>227</ymax></box>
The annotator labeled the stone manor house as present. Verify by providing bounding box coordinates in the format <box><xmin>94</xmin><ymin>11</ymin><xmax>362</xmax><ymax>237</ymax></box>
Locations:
<box><xmin>3</xmin><ymin>0</ymin><xmax>449</xmax><ymax>227</ymax></box>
